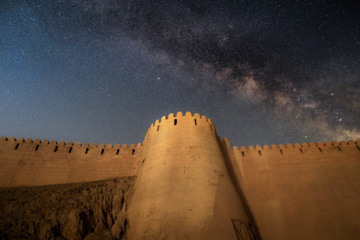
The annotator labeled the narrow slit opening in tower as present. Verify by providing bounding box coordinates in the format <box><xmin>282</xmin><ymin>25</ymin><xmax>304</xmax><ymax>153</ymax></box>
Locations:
<box><xmin>85</xmin><ymin>148</ymin><xmax>89</xmax><ymax>154</ymax></box>
<box><xmin>337</xmin><ymin>146</ymin><xmax>342</xmax><ymax>152</ymax></box>
<box><xmin>174</xmin><ymin>119</ymin><xmax>177</xmax><ymax>125</ymax></box>
<box><xmin>68</xmin><ymin>147</ymin><xmax>73</xmax><ymax>153</ymax></box>
<box><xmin>35</xmin><ymin>144</ymin><xmax>39</xmax><ymax>151</ymax></box>
<box><xmin>241</xmin><ymin>151</ymin><xmax>245</xmax><ymax>157</ymax></box>
<box><xmin>116</xmin><ymin>149</ymin><xmax>119</xmax><ymax>155</ymax></box>
<box><xmin>101</xmin><ymin>149</ymin><xmax>104</xmax><ymax>155</ymax></box>
<box><xmin>14</xmin><ymin>143</ymin><xmax>19</xmax><ymax>150</ymax></box>
<box><xmin>54</xmin><ymin>146</ymin><xmax>58</xmax><ymax>152</ymax></box>
<box><xmin>258</xmin><ymin>150</ymin><xmax>262</xmax><ymax>156</ymax></box>
<box><xmin>132</xmin><ymin>149</ymin><xmax>135</xmax><ymax>155</ymax></box>
<box><xmin>318</xmin><ymin>147</ymin><xmax>323</xmax><ymax>153</ymax></box>
<box><xmin>194</xmin><ymin>119</ymin><xmax>197</xmax><ymax>125</ymax></box>
<box><xmin>157</xmin><ymin>125</ymin><xmax>159</xmax><ymax>131</ymax></box>
<box><xmin>280</xmin><ymin>149</ymin><xmax>283</xmax><ymax>155</ymax></box>
<box><xmin>299</xmin><ymin>148</ymin><xmax>303</xmax><ymax>153</ymax></box>
<box><xmin>356</xmin><ymin>146</ymin><xmax>360</xmax><ymax>151</ymax></box>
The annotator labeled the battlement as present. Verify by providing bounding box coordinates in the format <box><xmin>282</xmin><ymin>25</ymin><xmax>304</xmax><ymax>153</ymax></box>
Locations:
<box><xmin>144</xmin><ymin>111</ymin><xmax>216</xmax><ymax>139</ymax></box>
<box><xmin>226</xmin><ymin>139</ymin><xmax>360</xmax><ymax>155</ymax></box>
<box><xmin>0</xmin><ymin>136</ymin><xmax>142</xmax><ymax>157</ymax></box>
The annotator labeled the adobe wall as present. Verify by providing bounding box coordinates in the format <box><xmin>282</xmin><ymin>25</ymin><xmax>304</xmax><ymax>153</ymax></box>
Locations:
<box><xmin>1</xmin><ymin>112</ymin><xmax>360</xmax><ymax>239</ymax></box>
<box><xmin>0</xmin><ymin>136</ymin><xmax>142</xmax><ymax>187</ymax></box>
<box><xmin>128</xmin><ymin>112</ymin><xmax>257</xmax><ymax>240</ymax></box>
<box><xmin>128</xmin><ymin>112</ymin><xmax>258</xmax><ymax>239</ymax></box>
<box><xmin>223</xmin><ymin>139</ymin><xmax>360</xmax><ymax>240</ymax></box>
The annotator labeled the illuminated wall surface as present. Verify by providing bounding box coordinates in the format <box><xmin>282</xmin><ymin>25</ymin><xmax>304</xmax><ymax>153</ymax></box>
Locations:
<box><xmin>1</xmin><ymin>112</ymin><xmax>360</xmax><ymax>239</ymax></box>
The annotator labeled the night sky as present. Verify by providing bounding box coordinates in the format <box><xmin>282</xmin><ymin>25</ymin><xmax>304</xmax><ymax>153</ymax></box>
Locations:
<box><xmin>1</xmin><ymin>0</ymin><xmax>359</xmax><ymax>148</ymax></box>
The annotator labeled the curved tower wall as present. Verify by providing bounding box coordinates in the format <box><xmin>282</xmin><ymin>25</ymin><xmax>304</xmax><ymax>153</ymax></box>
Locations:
<box><xmin>128</xmin><ymin>112</ymin><xmax>255</xmax><ymax>239</ymax></box>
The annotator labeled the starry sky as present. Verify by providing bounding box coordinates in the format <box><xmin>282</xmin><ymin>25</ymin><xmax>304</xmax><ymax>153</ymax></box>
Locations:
<box><xmin>1</xmin><ymin>0</ymin><xmax>359</xmax><ymax>148</ymax></box>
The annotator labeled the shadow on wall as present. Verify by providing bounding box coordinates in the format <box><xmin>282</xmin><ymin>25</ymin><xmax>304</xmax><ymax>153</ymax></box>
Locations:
<box><xmin>220</xmin><ymin>137</ymin><xmax>261</xmax><ymax>240</ymax></box>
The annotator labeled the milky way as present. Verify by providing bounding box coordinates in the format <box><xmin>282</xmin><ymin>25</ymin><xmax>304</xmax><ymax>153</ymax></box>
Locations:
<box><xmin>0</xmin><ymin>0</ymin><xmax>359</xmax><ymax>147</ymax></box>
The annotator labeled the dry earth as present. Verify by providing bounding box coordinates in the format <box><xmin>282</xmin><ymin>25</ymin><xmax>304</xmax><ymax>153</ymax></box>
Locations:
<box><xmin>0</xmin><ymin>177</ymin><xmax>136</xmax><ymax>240</ymax></box>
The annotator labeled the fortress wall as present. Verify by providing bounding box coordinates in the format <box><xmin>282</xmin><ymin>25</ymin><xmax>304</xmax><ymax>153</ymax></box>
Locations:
<box><xmin>128</xmin><ymin>112</ymin><xmax>257</xmax><ymax>240</ymax></box>
<box><xmin>2</xmin><ymin>112</ymin><xmax>360</xmax><ymax>239</ymax></box>
<box><xmin>0</xmin><ymin>136</ymin><xmax>142</xmax><ymax>187</ymax></box>
<box><xmin>225</xmin><ymin>139</ymin><xmax>360</xmax><ymax>240</ymax></box>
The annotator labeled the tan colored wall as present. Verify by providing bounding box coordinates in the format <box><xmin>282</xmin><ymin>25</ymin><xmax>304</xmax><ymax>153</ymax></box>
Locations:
<box><xmin>1</xmin><ymin>112</ymin><xmax>360</xmax><ymax>239</ymax></box>
<box><xmin>128</xmin><ymin>112</ymin><xmax>257</xmax><ymax>240</ymax></box>
<box><xmin>225</xmin><ymin>140</ymin><xmax>360</xmax><ymax>240</ymax></box>
<box><xmin>0</xmin><ymin>136</ymin><xmax>141</xmax><ymax>186</ymax></box>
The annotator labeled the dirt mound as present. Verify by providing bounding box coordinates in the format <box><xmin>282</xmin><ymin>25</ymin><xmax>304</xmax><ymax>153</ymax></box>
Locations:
<box><xmin>0</xmin><ymin>177</ymin><xmax>136</xmax><ymax>240</ymax></box>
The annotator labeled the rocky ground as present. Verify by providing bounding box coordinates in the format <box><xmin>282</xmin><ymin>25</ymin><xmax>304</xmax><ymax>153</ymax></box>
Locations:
<box><xmin>0</xmin><ymin>177</ymin><xmax>136</xmax><ymax>240</ymax></box>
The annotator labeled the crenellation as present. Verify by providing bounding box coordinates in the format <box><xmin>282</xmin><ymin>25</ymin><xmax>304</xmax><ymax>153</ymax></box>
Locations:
<box><xmin>240</xmin><ymin>146</ymin><xmax>247</xmax><ymax>151</ymax></box>
<box><xmin>0</xmin><ymin>136</ymin><xmax>7</xmax><ymax>141</ymax></box>
<box><xmin>340</xmin><ymin>140</ymin><xmax>347</xmax><ymax>145</ymax></box>
<box><xmin>223</xmin><ymin>140</ymin><xmax>360</xmax><ymax>156</ymax></box>
<box><xmin>194</xmin><ymin>113</ymin><xmax>200</xmax><ymax>118</ymax></box>
<box><xmin>9</xmin><ymin>137</ymin><xmax>16</xmax><ymax>141</ymax></box>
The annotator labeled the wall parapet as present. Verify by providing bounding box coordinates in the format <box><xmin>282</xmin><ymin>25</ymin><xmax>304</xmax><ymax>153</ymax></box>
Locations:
<box><xmin>225</xmin><ymin>140</ymin><xmax>360</xmax><ymax>159</ymax></box>
<box><xmin>142</xmin><ymin>111</ymin><xmax>217</xmax><ymax>143</ymax></box>
<box><xmin>0</xmin><ymin>136</ymin><xmax>142</xmax><ymax>157</ymax></box>
<box><xmin>230</xmin><ymin>140</ymin><xmax>360</xmax><ymax>151</ymax></box>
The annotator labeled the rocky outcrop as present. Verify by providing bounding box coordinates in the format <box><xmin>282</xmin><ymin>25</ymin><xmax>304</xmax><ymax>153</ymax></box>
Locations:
<box><xmin>0</xmin><ymin>177</ymin><xmax>136</xmax><ymax>240</ymax></box>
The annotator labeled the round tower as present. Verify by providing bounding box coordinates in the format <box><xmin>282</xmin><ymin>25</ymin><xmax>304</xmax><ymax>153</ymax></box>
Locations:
<box><xmin>128</xmin><ymin>112</ymin><xmax>257</xmax><ymax>239</ymax></box>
